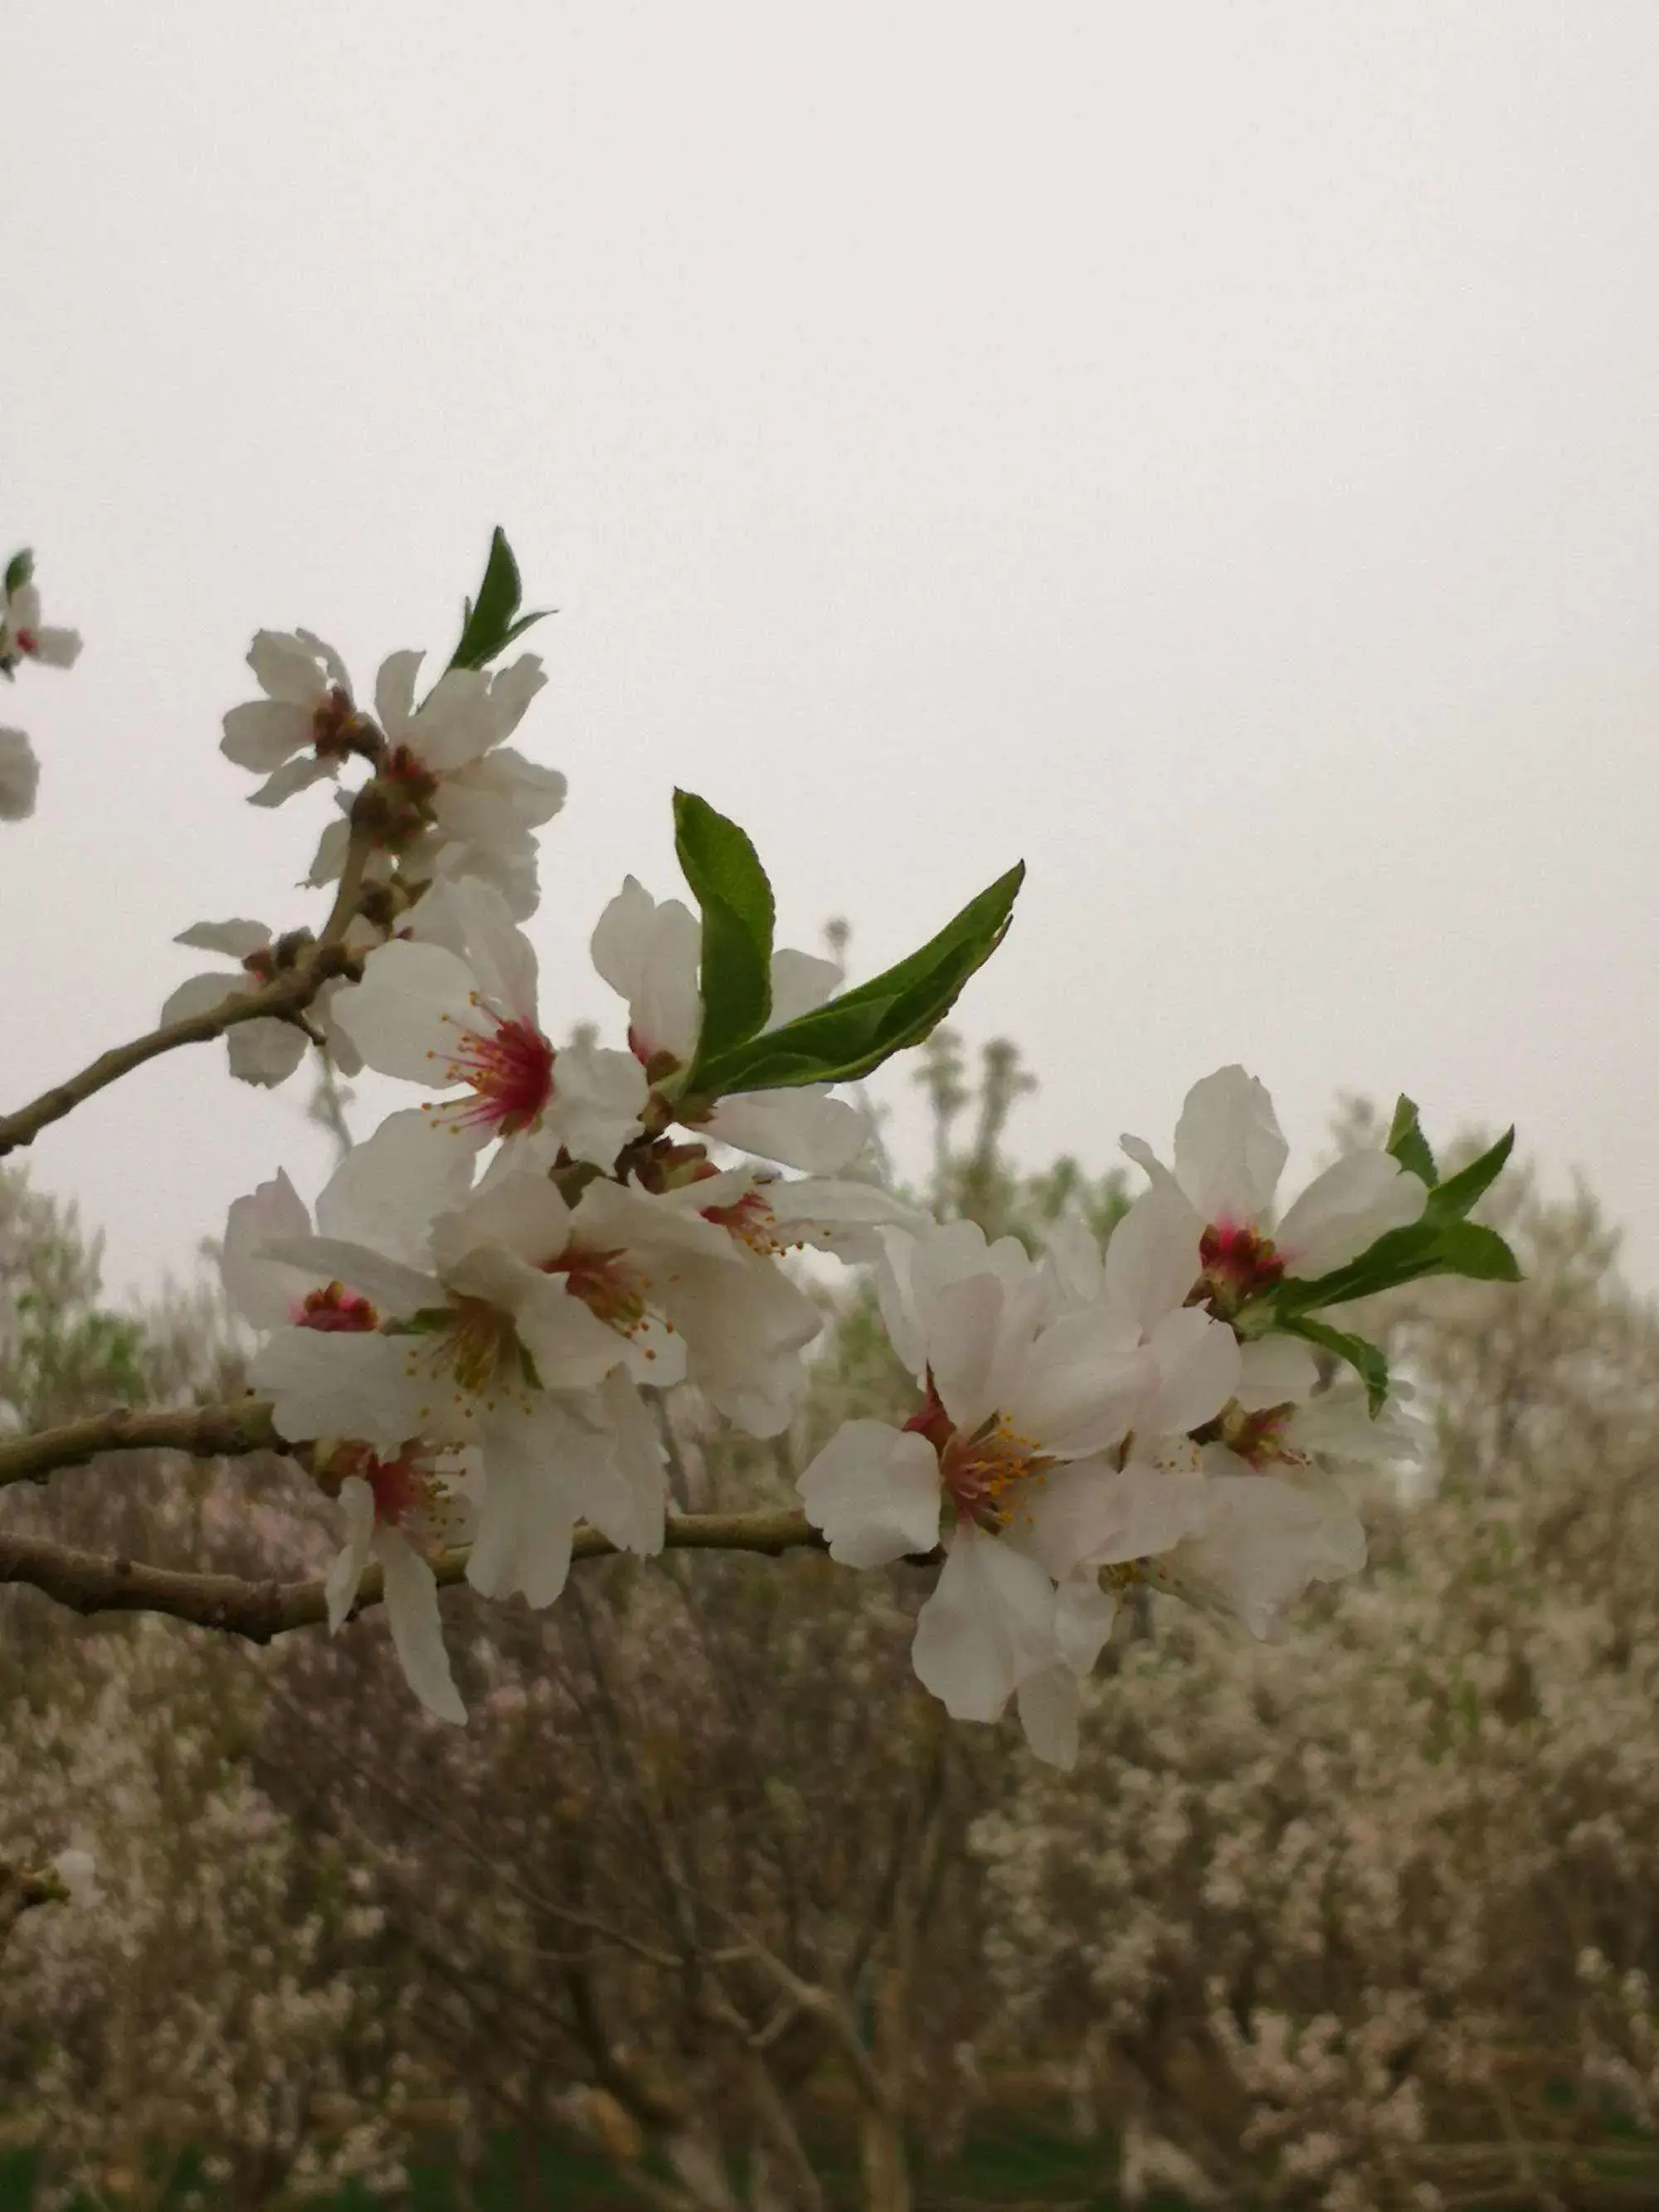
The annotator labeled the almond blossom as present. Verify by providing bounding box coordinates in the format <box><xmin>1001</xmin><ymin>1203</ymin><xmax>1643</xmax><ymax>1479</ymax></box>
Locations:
<box><xmin>798</xmin><ymin>1219</ymin><xmax>1174</xmax><ymax>1727</ymax></box>
<box><xmin>317</xmin><ymin>1443</ymin><xmax>473</xmax><ymax>1725</ymax></box>
<box><xmin>0</xmin><ymin>728</ymin><xmax>39</xmax><ymax>821</ymax></box>
<box><xmin>0</xmin><ymin>576</ymin><xmax>81</xmax><ymax>673</ymax></box>
<box><xmin>161</xmin><ymin>916</ymin><xmax>373</xmax><ymax>1087</ymax></box>
<box><xmin>306</xmin><ymin>651</ymin><xmax>562</xmax><ymax>917</ymax></box>
<box><xmin>245</xmin><ymin>1133</ymin><xmax>675</xmax><ymax>1609</ymax></box>
<box><xmin>219</xmin><ymin>629</ymin><xmax>365</xmax><ymax>807</ymax></box>
<box><xmin>328</xmin><ymin>879</ymin><xmax>646</xmax><ymax>1170</ymax></box>
<box><xmin>1121</xmin><ymin>1064</ymin><xmax>1428</xmax><ymax>1306</ymax></box>
<box><xmin>591</xmin><ymin>875</ymin><xmax>868</xmax><ymax>1173</ymax></box>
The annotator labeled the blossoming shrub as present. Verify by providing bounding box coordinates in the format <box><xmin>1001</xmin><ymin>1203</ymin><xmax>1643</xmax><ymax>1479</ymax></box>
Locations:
<box><xmin>975</xmin><ymin>1158</ymin><xmax>1659</xmax><ymax>2210</ymax></box>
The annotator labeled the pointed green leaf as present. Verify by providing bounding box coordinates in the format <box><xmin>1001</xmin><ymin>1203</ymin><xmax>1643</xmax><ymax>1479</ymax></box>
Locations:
<box><xmin>449</xmin><ymin>527</ymin><xmax>552</xmax><ymax>671</ymax></box>
<box><xmin>1277</xmin><ymin>1314</ymin><xmax>1391</xmax><ymax>1415</ymax></box>
<box><xmin>1425</xmin><ymin>1127</ymin><xmax>1515</xmax><ymax>1226</ymax></box>
<box><xmin>3</xmin><ymin>549</ymin><xmax>33</xmax><ymax>599</ymax></box>
<box><xmin>692</xmin><ymin>862</ymin><xmax>1024</xmax><ymax>1095</ymax></box>
<box><xmin>1433</xmin><ymin>1221</ymin><xmax>1520</xmax><ymax>1281</ymax></box>
<box><xmin>674</xmin><ymin>790</ymin><xmax>776</xmax><ymax>1071</ymax></box>
<box><xmin>1386</xmin><ymin>1095</ymin><xmax>1438</xmax><ymax>1189</ymax></box>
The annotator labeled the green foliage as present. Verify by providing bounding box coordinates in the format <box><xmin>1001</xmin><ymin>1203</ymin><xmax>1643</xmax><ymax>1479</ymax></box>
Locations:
<box><xmin>1271</xmin><ymin>1126</ymin><xmax>1520</xmax><ymax>1316</ymax></box>
<box><xmin>0</xmin><ymin>1170</ymin><xmax>148</xmax><ymax>1430</ymax></box>
<box><xmin>1277</xmin><ymin>1311</ymin><xmax>1390</xmax><ymax>1413</ymax></box>
<box><xmin>2</xmin><ymin>550</ymin><xmax>32</xmax><ymax>600</ymax></box>
<box><xmin>446</xmin><ymin>527</ymin><xmax>550</xmax><ymax>672</ymax></box>
<box><xmin>673</xmin><ymin>788</ymin><xmax>776</xmax><ymax>1068</ymax></box>
<box><xmin>688</xmin><ymin>861</ymin><xmax>1024</xmax><ymax>1097</ymax></box>
<box><xmin>1386</xmin><ymin>1092</ymin><xmax>1438</xmax><ymax>1187</ymax></box>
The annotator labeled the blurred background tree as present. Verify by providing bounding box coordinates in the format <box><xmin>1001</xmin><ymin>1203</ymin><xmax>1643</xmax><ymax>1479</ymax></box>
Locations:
<box><xmin>2</xmin><ymin>1057</ymin><xmax>1657</xmax><ymax>2211</ymax></box>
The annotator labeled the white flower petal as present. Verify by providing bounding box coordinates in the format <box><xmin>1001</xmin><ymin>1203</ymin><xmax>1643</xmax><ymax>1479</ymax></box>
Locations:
<box><xmin>1016</xmin><ymin>1456</ymin><xmax>1207</xmax><ymax>1574</ymax></box>
<box><xmin>251</xmin><ymin>1329</ymin><xmax>427</xmax><ymax>1451</ymax></box>
<box><xmin>377</xmin><ymin>1525</ymin><xmax>465</xmax><ymax>1723</ymax></box>
<box><xmin>798</xmin><ymin>1420</ymin><xmax>941</xmax><ymax>1565</ymax></box>
<box><xmin>329</xmin><ymin>939</ymin><xmax>484</xmax><ymax>1086</ymax></box>
<box><xmin>161</xmin><ymin>971</ymin><xmax>246</xmax><ymax>1026</ymax></box>
<box><xmin>1143</xmin><ymin>1306</ymin><xmax>1242</xmax><ymax>1436</ymax></box>
<box><xmin>703</xmin><ymin>1087</ymin><xmax>867</xmax><ymax>1174</ymax></box>
<box><xmin>248</xmin><ymin>752</ymin><xmax>336</xmax><ymax>808</ymax></box>
<box><xmin>227</xmin><ymin>1017</ymin><xmax>309</xmax><ymax>1087</ymax></box>
<box><xmin>0</xmin><ymin>729</ymin><xmax>39</xmax><ymax>821</ymax></box>
<box><xmin>1234</xmin><ymin>1336</ymin><xmax>1321</xmax><ymax>1412</ymax></box>
<box><xmin>568</xmin><ymin>1370</ymin><xmax>667</xmax><ymax>1557</ymax></box>
<box><xmin>1171</xmin><ymin>1066</ymin><xmax>1287</xmax><ymax>1226</ymax></box>
<box><xmin>374</xmin><ymin>648</ymin><xmax>422</xmax><ymax>737</ymax></box>
<box><xmin>315</xmin><ymin>1106</ymin><xmax>476</xmax><ymax>1265</ymax></box>
<box><xmin>766</xmin><ymin>947</ymin><xmax>842</xmax><ymax>1027</ymax></box>
<box><xmin>325</xmin><ymin>1475</ymin><xmax>377</xmax><ymax>1631</ymax></box>
<box><xmin>912</xmin><ymin>1525</ymin><xmax>1057</xmax><ymax>1722</ymax></box>
<box><xmin>430</xmin><ymin>1169</ymin><xmax>572</xmax><ymax>1273</ymax></box>
<box><xmin>221</xmin><ymin>698</ymin><xmax>313</xmax><ymax>771</ymax></box>
<box><xmin>221</xmin><ymin>1169</ymin><xmax>316</xmax><ymax>1330</ymax></box>
<box><xmin>174</xmin><ymin>917</ymin><xmax>272</xmax><ymax>958</ymax></box>
<box><xmin>404</xmin><ymin>667</ymin><xmax>495</xmax><ymax>773</ymax></box>
<box><xmin>1102</xmin><ymin>1184</ymin><xmax>1205</xmax><ymax>1332</ymax></box>
<box><xmin>27</xmin><ymin>625</ymin><xmax>80</xmax><ymax>669</ymax></box>
<box><xmin>260</xmin><ymin>1233</ymin><xmax>440</xmax><ymax>1318</ymax></box>
<box><xmin>547</xmin><ymin>1038</ymin><xmax>647</xmax><ymax>1169</ymax></box>
<box><xmin>1276</xmin><ymin>1150</ymin><xmax>1429</xmax><ymax>1281</ymax></box>
<box><xmin>1015</xmin><ymin>1666</ymin><xmax>1081</xmax><ymax>1769</ymax></box>
<box><xmin>247</xmin><ymin>630</ymin><xmax>328</xmax><ymax>707</ymax></box>
<box><xmin>467</xmin><ymin>1402</ymin><xmax>584</xmax><ymax>1607</ymax></box>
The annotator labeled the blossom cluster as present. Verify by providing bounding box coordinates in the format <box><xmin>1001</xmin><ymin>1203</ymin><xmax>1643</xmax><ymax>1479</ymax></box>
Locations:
<box><xmin>0</xmin><ymin>550</ymin><xmax>80</xmax><ymax>821</ymax></box>
<box><xmin>5</xmin><ymin>529</ymin><xmax>1519</xmax><ymax>1767</ymax></box>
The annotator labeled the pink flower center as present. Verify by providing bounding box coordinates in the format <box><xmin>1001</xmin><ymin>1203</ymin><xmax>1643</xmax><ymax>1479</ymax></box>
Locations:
<box><xmin>1213</xmin><ymin>1401</ymin><xmax>1305</xmax><ymax>1471</ymax></box>
<box><xmin>310</xmin><ymin>686</ymin><xmax>360</xmax><ymax>759</ymax></box>
<box><xmin>1199</xmin><ymin>1222</ymin><xmax>1284</xmax><ymax>1307</ymax></box>
<box><xmin>425</xmin><ymin>1007</ymin><xmax>555</xmax><ymax>1137</ymax></box>
<box><xmin>382</xmin><ymin>742</ymin><xmax>440</xmax><ymax>804</ymax></box>
<box><xmin>16</xmin><ymin>629</ymin><xmax>37</xmax><ymax>655</ymax></box>
<box><xmin>541</xmin><ymin>1246</ymin><xmax>654</xmax><ymax>1342</ymax></box>
<box><xmin>327</xmin><ymin>1441</ymin><xmax>458</xmax><ymax>1542</ymax></box>
<box><xmin>295</xmin><ymin>1281</ymin><xmax>380</xmax><ymax>1332</ymax></box>
<box><xmin>699</xmin><ymin>1189</ymin><xmax>786</xmax><ymax>1256</ymax></box>
<box><xmin>904</xmin><ymin>1377</ymin><xmax>1047</xmax><ymax>1534</ymax></box>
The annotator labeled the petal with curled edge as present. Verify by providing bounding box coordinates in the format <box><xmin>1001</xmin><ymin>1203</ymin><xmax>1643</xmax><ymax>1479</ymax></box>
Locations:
<box><xmin>912</xmin><ymin>1524</ymin><xmax>1057</xmax><ymax>1723</ymax></box>
<box><xmin>798</xmin><ymin>1419</ymin><xmax>941</xmax><ymax>1567</ymax></box>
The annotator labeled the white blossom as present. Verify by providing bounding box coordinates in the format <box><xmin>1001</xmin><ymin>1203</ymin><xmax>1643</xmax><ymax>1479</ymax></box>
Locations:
<box><xmin>591</xmin><ymin>875</ymin><xmax>867</xmax><ymax>1172</ymax></box>
<box><xmin>1122</xmin><ymin>1064</ymin><xmax>1428</xmax><ymax>1296</ymax></box>
<box><xmin>0</xmin><ymin>728</ymin><xmax>39</xmax><ymax>821</ymax></box>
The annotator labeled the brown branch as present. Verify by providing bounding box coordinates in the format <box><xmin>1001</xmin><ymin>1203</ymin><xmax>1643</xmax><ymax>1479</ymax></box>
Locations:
<box><xmin>0</xmin><ymin>1509</ymin><xmax>825</xmax><ymax>1646</ymax></box>
<box><xmin>0</xmin><ymin>1399</ymin><xmax>284</xmax><ymax>1491</ymax></box>
<box><xmin>0</xmin><ymin>941</ymin><xmax>363</xmax><ymax>1158</ymax></box>
<box><xmin>0</xmin><ymin>826</ymin><xmax>378</xmax><ymax>1159</ymax></box>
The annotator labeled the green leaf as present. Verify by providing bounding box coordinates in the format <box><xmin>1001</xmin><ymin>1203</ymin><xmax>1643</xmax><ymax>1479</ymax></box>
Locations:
<box><xmin>1277</xmin><ymin>1314</ymin><xmax>1391</xmax><ymax>1415</ymax></box>
<box><xmin>1424</xmin><ymin>1127</ymin><xmax>1515</xmax><ymax>1226</ymax></box>
<box><xmin>1386</xmin><ymin>1095</ymin><xmax>1438</xmax><ymax>1188</ymax></box>
<box><xmin>1433</xmin><ymin>1220</ymin><xmax>1521</xmax><ymax>1281</ymax></box>
<box><xmin>674</xmin><ymin>790</ymin><xmax>776</xmax><ymax>1070</ymax></box>
<box><xmin>3</xmin><ymin>548</ymin><xmax>33</xmax><ymax>598</ymax></box>
<box><xmin>448</xmin><ymin>528</ymin><xmax>552</xmax><ymax>671</ymax></box>
<box><xmin>691</xmin><ymin>862</ymin><xmax>1024</xmax><ymax>1096</ymax></box>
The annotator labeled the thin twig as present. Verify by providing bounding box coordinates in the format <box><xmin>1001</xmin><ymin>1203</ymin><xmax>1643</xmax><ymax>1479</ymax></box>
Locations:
<box><xmin>0</xmin><ymin>1398</ymin><xmax>284</xmax><ymax>1490</ymax></box>
<box><xmin>0</xmin><ymin>1509</ymin><xmax>825</xmax><ymax>1646</ymax></box>
<box><xmin>0</xmin><ymin>943</ymin><xmax>362</xmax><ymax>1158</ymax></box>
<box><xmin>0</xmin><ymin>827</ymin><xmax>377</xmax><ymax>1159</ymax></box>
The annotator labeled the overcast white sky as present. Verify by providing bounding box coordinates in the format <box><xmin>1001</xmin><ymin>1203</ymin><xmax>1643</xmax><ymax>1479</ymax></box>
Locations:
<box><xmin>4</xmin><ymin>2</ymin><xmax>1657</xmax><ymax>1305</ymax></box>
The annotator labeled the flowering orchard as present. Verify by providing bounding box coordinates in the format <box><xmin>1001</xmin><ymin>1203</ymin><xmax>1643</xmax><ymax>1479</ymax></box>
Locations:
<box><xmin>0</xmin><ymin>532</ymin><xmax>1520</xmax><ymax>1787</ymax></box>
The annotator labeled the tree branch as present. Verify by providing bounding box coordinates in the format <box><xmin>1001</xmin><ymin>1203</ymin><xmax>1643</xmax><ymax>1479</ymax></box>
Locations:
<box><xmin>0</xmin><ymin>1398</ymin><xmax>284</xmax><ymax>1490</ymax></box>
<box><xmin>0</xmin><ymin>1509</ymin><xmax>825</xmax><ymax>1645</ymax></box>
<box><xmin>0</xmin><ymin>941</ymin><xmax>362</xmax><ymax>1158</ymax></box>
